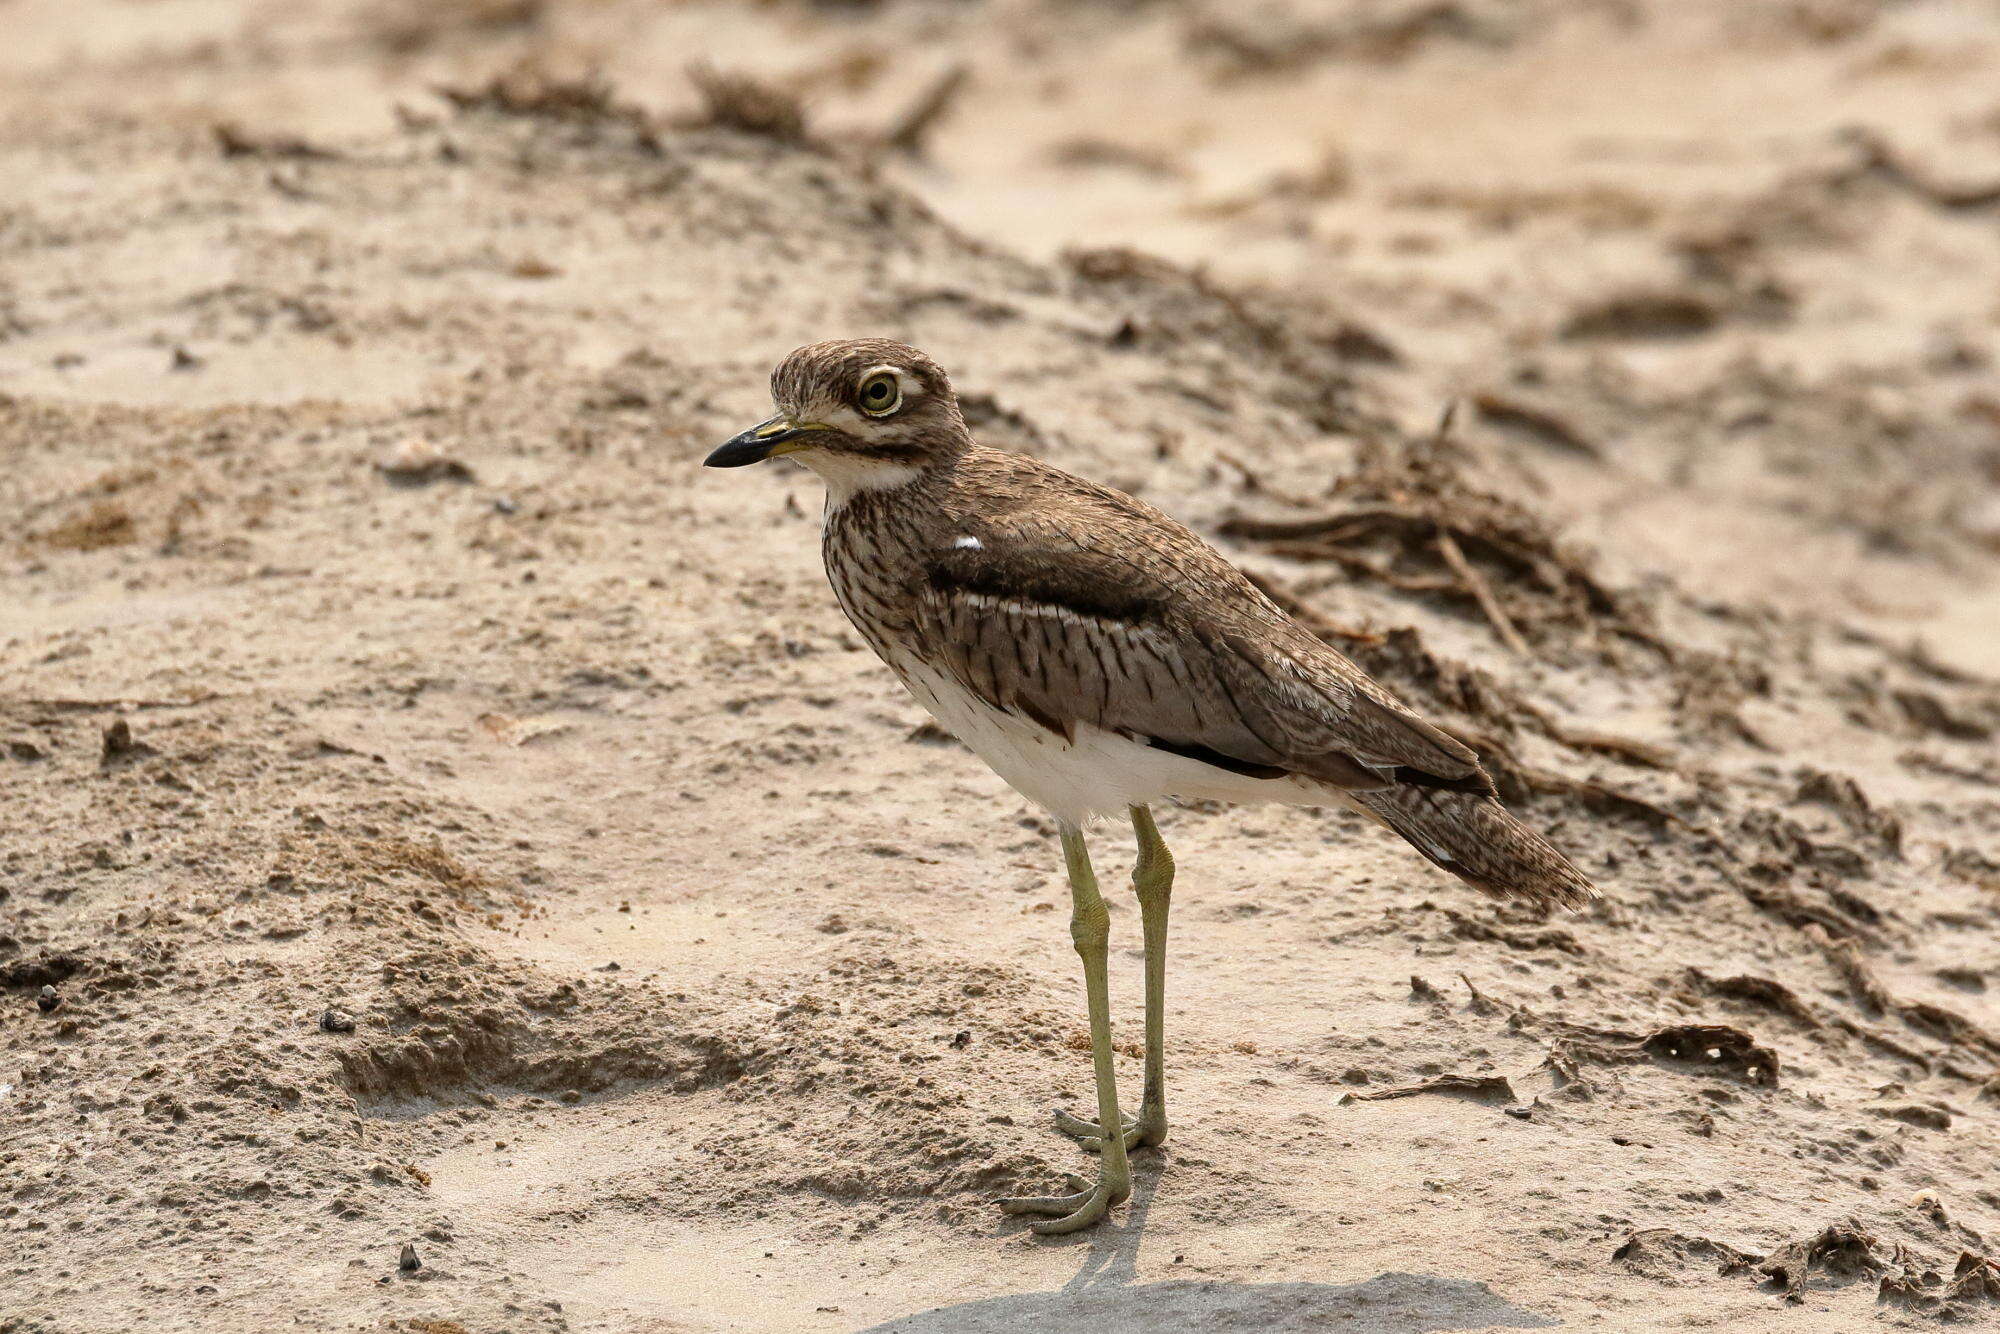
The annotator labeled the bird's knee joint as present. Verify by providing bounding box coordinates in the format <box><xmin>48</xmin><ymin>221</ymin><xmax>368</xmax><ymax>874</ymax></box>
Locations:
<box><xmin>1132</xmin><ymin>856</ymin><xmax>1174</xmax><ymax>902</ymax></box>
<box><xmin>1069</xmin><ymin>899</ymin><xmax>1109</xmax><ymax>952</ymax></box>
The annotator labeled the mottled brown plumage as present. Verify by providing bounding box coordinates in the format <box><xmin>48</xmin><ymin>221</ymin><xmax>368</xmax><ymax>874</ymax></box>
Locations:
<box><xmin>706</xmin><ymin>338</ymin><xmax>1599</xmax><ymax>1233</ymax></box>
<box><xmin>722</xmin><ymin>337</ymin><xmax>1593</xmax><ymax>910</ymax></box>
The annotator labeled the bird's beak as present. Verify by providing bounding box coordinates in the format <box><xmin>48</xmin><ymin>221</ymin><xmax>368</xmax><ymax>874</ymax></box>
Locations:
<box><xmin>703</xmin><ymin>416</ymin><xmax>823</xmax><ymax>468</ymax></box>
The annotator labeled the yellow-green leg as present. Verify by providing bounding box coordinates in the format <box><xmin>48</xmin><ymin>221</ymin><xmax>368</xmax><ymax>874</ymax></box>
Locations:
<box><xmin>999</xmin><ymin>823</ymin><xmax>1133</xmax><ymax>1234</ymax></box>
<box><xmin>1055</xmin><ymin>804</ymin><xmax>1172</xmax><ymax>1153</ymax></box>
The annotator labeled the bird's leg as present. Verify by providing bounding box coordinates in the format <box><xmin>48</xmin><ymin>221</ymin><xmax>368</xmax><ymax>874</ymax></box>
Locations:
<box><xmin>1000</xmin><ymin>823</ymin><xmax>1133</xmax><ymax>1234</ymax></box>
<box><xmin>1055</xmin><ymin>804</ymin><xmax>1172</xmax><ymax>1153</ymax></box>
<box><xmin>1129</xmin><ymin>803</ymin><xmax>1173</xmax><ymax>1147</ymax></box>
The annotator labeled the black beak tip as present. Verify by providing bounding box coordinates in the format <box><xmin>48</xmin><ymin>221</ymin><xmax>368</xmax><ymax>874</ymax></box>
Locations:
<box><xmin>703</xmin><ymin>436</ymin><xmax>774</xmax><ymax>468</ymax></box>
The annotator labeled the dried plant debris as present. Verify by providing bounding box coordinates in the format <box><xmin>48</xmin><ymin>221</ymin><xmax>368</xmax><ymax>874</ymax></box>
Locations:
<box><xmin>1555</xmin><ymin>214</ymin><xmax>1797</xmax><ymax>338</ymax></box>
<box><xmin>1612</xmin><ymin>1229</ymin><xmax>1762</xmax><ymax>1282</ymax></box>
<box><xmin>679</xmin><ymin>63</ymin><xmax>813</xmax><ymax>147</ymax></box>
<box><xmin>1221</xmin><ymin>431</ymin><xmax>1661</xmax><ymax>663</ymax></box>
<box><xmin>1809</xmin><ymin>927</ymin><xmax>2000</xmax><ymax>1061</ymax></box>
<box><xmin>1635</xmin><ymin>1024</ymin><xmax>1781</xmax><ymax>1085</ymax></box>
<box><xmin>1049</xmin><ymin>136</ymin><xmax>1187</xmax><ymax>180</ymax></box>
<box><xmin>1864</xmin><ymin>1101</ymin><xmax>1952</xmax><ymax>1131</ymax></box>
<box><xmin>366</xmin><ymin>0</ymin><xmax>542</xmax><ymax>56</ymax></box>
<box><xmin>1942</xmin><ymin>1254</ymin><xmax>2000</xmax><ymax>1304</ymax></box>
<box><xmin>1729</xmin><ymin>871</ymin><xmax>1879</xmax><ymax>945</ymax></box>
<box><xmin>1339</xmin><ymin>1073</ymin><xmax>1517</xmax><ymax>1105</ymax></box>
<box><xmin>1062</xmin><ymin>246</ymin><xmax>1386</xmax><ymax>425</ymax></box>
<box><xmin>1219</xmin><ymin>388</ymin><xmax>1995</xmax><ymax>980</ymax></box>
<box><xmin>1560</xmin><ymin>289</ymin><xmax>1721</xmax><ymax>342</ymax></box>
<box><xmin>879</xmin><ymin>64</ymin><xmax>969</xmax><ymax>157</ymax></box>
<box><xmin>1471</xmin><ymin>390</ymin><xmax>1601</xmax><ymax>459</ymax></box>
<box><xmin>1942</xmin><ymin>845</ymin><xmax>2000</xmax><ymax>890</ymax></box>
<box><xmin>1837</xmin><ymin>126</ymin><xmax>2000</xmax><ymax>212</ymax></box>
<box><xmin>1620</xmin><ymin>1220</ymin><xmax>2000</xmax><ymax>1314</ymax></box>
<box><xmin>1479</xmin><ymin>745</ymin><xmax>1689</xmax><ymax>833</ymax></box>
<box><xmin>1684</xmin><ymin>969</ymin><xmax>1822</xmax><ymax>1030</ymax></box>
<box><xmin>33</xmin><ymin>500</ymin><xmax>136</xmax><ymax>552</ymax></box>
<box><xmin>1793</xmin><ymin>768</ymin><xmax>1903</xmax><ymax>856</ymax></box>
<box><xmin>1185</xmin><ymin>0</ymin><xmax>1542</xmax><ymax>78</ymax></box>
<box><xmin>1442</xmin><ymin>908</ymin><xmax>1582</xmax><ymax>955</ymax></box>
<box><xmin>213</xmin><ymin>122</ymin><xmax>341</xmax><ymax>160</ymax></box>
<box><xmin>1893</xmin><ymin>687</ymin><xmax>1992</xmax><ymax>742</ymax></box>
<box><xmin>1544</xmin><ymin>1020</ymin><xmax>1780</xmax><ymax>1088</ymax></box>
<box><xmin>429</xmin><ymin>64</ymin><xmax>664</xmax><ymax>160</ymax></box>
<box><xmin>1761</xmin><ymin>1220</ymin><xmax>1915</xmax><ymax>1303</ymax></box>
<box><xmin>436</xmin><ymin>65</ymin><xmax>631</xmax><ymax>125</ymax></box>
<box><xmin>1449</xmin><ymin>974</ymin><xmax>1782</xmax><ymax>1088</ymax></box>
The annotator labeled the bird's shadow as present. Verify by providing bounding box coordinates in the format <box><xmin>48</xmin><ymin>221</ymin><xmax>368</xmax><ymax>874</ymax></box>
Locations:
<box><xmin>859</xmin><ymin>1158</ymin><xmax>1558</xmax><ymax>1333</ymax></box>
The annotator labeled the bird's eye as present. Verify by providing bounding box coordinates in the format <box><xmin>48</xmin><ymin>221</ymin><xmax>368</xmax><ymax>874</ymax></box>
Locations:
<box><xmin>857</xmin><ymin>372</ymin><xmax>902</xmax><ymax>417</ymax></box>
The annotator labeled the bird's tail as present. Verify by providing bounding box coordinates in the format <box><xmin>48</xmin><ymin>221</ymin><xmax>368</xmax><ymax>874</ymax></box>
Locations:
<box><xmin>1352</xmin><ymin>786</ymin><xmax>1597</xmax><ymax>911</ymax></box>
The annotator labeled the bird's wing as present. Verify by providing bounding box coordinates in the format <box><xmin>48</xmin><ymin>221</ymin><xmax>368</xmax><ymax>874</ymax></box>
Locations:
<box><xmin>912</xmin><ymin>498</ymin><xmax>1484</xmax><ymax>793</ymax></box>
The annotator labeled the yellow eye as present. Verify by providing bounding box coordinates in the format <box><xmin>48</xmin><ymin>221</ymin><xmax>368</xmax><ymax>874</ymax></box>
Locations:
<box><xmin>857</xmin><ymin>371</ymin><xmax>902</xmax><ymax>417</ymax></box>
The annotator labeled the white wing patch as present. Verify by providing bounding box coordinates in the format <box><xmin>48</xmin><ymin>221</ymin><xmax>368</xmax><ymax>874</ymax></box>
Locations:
<box><xmin>952</xmin><ymin>535</ymin><xmax>983</xmax><ymax>550</ymax></box>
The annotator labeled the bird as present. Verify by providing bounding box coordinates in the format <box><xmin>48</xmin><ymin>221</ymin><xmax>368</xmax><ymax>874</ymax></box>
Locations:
<box><xmin>706</xmin><ymin>338</ymin><xmax>1596</xmax><ymax>1234</ymax></box>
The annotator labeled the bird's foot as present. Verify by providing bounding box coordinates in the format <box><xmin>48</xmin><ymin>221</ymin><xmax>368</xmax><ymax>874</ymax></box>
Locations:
<box><xmin>1052</xmin><ymin>1104</ymin><xmax>1167</xmax><ymax>1153</ymax></box>
<box><xmin>998</xmin><ymin>1168</ymin><xmax>1130</xmax><ymax>1235</ymax></box>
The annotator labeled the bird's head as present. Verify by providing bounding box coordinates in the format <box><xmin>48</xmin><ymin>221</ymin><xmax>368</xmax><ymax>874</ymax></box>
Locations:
<box><xmin>705</xmin><ymin>339</ymin><xmax>970</xmax><ymax>497</ymax></box>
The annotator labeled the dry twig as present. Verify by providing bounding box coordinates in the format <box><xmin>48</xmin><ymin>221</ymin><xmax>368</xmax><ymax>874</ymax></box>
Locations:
<box><xmin>881</xmin><ymin>65</ymin><xmax>969</xmax><ymax>156</ymax></box>
<box><xmin>1435</xmin><ymin>528</ymin><xmax>1530</xmax><ymax>657</ymax></box>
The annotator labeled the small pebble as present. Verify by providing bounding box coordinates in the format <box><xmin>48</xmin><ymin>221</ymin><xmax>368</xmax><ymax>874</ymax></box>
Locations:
<box><xmin>1504</xmin><ymin>1105</ymin><xmax>1532</xmax><ymax>1120</ymax></box>
<box><xmin>377</xmin><ymin>440</ymin><xmax>473</xmax><ymax>486</ymax></box>
<box><xmin>399</xmin><ymin>1243</ymin><xmax>421</xmax><ymax>1273</ymax></box>
<box><xmin>36</xmin><ymin>985</ymin><xmax>59</xmax><ymax>1014</ymax></box>
<box><xmin>101</xmin><ymin>719</ymin><xmax>149</xmax><ymax>762</ymax></box>
<box><xmin>319</xmin><ymin>1008</ymin><xmax>356</xmax><ymax>1033</ymax></box>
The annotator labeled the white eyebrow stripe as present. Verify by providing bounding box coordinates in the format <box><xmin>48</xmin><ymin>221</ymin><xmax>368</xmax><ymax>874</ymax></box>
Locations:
<box><xmin>858</xmin><ymin>364</ymin><xmax>920</xmax><ymax>397</ymax></box>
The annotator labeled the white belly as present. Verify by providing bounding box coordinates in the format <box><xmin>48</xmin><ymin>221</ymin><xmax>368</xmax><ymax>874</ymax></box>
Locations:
<box><xmin>892</xmin><ymin>656</ymin><xmax>1342</xmax><ymax>827</ymax></box>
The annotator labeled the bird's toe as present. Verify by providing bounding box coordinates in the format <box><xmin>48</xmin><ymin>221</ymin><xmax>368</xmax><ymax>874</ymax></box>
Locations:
<box><xmin>997</xmin><ymin>1176</ymin><xmax>1090</xmax><ymax>1217</ymax></box>
<box><xmin>997</xmin><ymin>1175</ymin><xmax>1125</xmax><ymax>1234</ymax></box>
<box><xmin>1051</xmin><ymin>1105</ymin><xmax>1162</xmax><ymax>1152</ymax></box>
<box><xmin>1052</xmin><ymin>1106</ymin><xmax>1128</xmax><ymax>1138</ymax></box>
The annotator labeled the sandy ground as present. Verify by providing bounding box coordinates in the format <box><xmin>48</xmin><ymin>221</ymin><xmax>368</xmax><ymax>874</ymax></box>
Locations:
<box><xmin>5</xmin><ymin>3</ymin><xmax>2000</xmax><ymax>1331</ymax></box>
